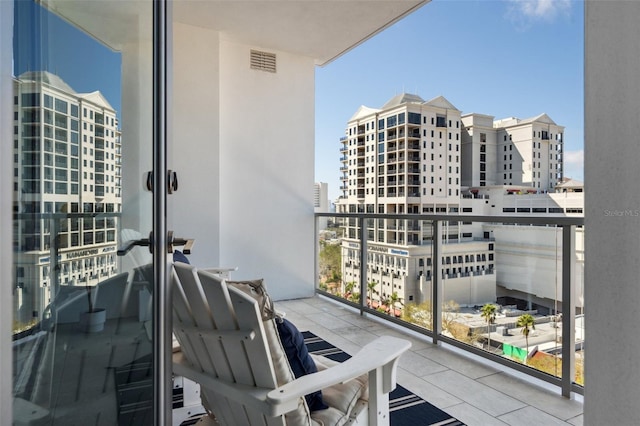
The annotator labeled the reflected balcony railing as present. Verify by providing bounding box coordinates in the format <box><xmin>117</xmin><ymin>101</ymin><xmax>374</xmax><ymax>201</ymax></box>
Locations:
<box><xmin>316</xmin><ymin>212</ymin><xmax>584</xmax><ymax>398</ymax></box>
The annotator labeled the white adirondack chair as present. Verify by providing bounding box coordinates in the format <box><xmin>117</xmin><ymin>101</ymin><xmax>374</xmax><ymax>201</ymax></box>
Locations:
<box><xmin>171</xmin><ymin>263</ymin><xmax>411</xmax><ymax>426</ymax></box>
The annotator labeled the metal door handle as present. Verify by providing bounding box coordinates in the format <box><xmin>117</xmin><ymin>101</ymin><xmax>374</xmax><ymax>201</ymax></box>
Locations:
<box><xmin>168</xmin><ymin>170</ymin><xmax>178</xmax><ymax>194</ymax></box>
<box><xmin>117</xmin><ymin>231</ymin><xmax>194</xmax><ymax>256</ymax></box>
<box><xmin>144</xmin><ymin>170</ymin><xmax>178</xmax><ymax>193</ymax></box>
<box><xmin>117</xmin><ymin>232</ymin><xmax>153</xmax><ymax>255</ymax></box>
<box><xmin>167</xmin><ymin>230</ymin><xmax>194</xmax><ymax>254</ymax></box>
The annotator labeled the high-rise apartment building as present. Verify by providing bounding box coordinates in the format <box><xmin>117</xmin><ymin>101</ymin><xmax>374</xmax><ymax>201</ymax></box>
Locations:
<box><xmin>339</xmin><ymin>93</ymin><xmax>463</xmax><ymax>213</ymax></box>
<box><xmin>461</xmin><ymin>113</ymin><xmax>565</xmax><ymax>189</ymax></box>
<box><xmin>335</xmin><ymin>93</ymin><xmax>573</xmax><ymax>313</ymax></box>
<box><xmin>336</xmin><ymin>94</ymin><xmax>494</xmax><ymax>309</ymax></box>
<box><xmin>314</xmin><ymin>182</ymin><xmax>330</xmax><ymax>230</ymax></box>
<box><xmin>13</xmin><ymin>71</ymin><xmax>121</xmax><ymax>324</ymax></box>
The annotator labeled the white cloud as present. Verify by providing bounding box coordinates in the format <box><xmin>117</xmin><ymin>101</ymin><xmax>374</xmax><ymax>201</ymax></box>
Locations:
<box><xmin>506</xmin><ymin>0</ymin><xmax>572</xmax><ymax>29</ymax></box>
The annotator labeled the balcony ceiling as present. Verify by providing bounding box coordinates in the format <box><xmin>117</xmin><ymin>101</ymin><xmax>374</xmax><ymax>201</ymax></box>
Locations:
<box><xmin>40</xmin><ymin>0</ymin><xmax>428</xmax><ymax>65</ymax></box>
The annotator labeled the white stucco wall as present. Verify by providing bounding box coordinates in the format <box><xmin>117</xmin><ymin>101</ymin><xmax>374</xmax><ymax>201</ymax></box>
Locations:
<box><xmin>585</xmin><ymin>2</ymin><xmax>640</xmax><ymax>424</ymax></box>
<box><xmin>169</xmin><ymin>23</ymin><xmax>221</xmax><ymax>268</ymax></box>
<box><xmin>218</xmin><ymin>39</ymin><xmax>316</xmax><ymax>300</ymax></box>
<box><xmin>487</xmin><ymin>225</ymin><xmax>584</xmax><ymax>311</ymax></box>
<box><xmin>119</xmin><ymin>27</ymin><xmax>154</xmax><ymax>272</ymax></box>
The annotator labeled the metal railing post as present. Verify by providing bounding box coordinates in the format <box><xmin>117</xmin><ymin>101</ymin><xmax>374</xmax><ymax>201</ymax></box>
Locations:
<box><xmin>432</xmin><ymin>220</ymin><xmax>442</xmax><ymax>344</ymax></box>
<box><xmin>359</xmin><ymin>216</ymin><xmax>368</xmax><ymax>315</ymax></box>
<box><xmin>562</xmin><ymin>225</ymin><xmax>576</xmax><ymax>397</ymax></box>
<box><xmin>50</xmin><ymin>216</ymin><xmax>60</xmax><ymax>300</ymax></box>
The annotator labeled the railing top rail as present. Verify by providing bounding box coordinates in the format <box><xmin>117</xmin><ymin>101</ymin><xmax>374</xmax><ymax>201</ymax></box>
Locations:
<box><xmin>14</xmin><ymin>212</ymin><xmax>122</xmax><ymax>219</ymax></box>
<box><xmin>315</xmin><ymin>212</ymin><xmax>584</xmax><ymax>226</ymax></box>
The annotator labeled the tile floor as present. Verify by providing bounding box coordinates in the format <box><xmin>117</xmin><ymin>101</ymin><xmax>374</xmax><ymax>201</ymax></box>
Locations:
<box><xmin>276</xmin><ymin>295</ymin><xmax>584</xmax><ymax>426</ymax></box>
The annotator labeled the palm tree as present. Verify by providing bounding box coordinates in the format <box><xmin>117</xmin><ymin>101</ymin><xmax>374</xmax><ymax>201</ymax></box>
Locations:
<box><xmin>516</xmin><ymin>313</ymin><xmax>536</xmax><ymax>363</ymax></box>
<box><xmin>343</xmin><ymin>281</ymin><xmax>356</xmax><ymax>297</ymax></box>
<box><xmin>480</xmin><ymin>303</ymin><xmax>498</xmax><ymax>350</ymax></box>
<box><xmin>367</xmin><ymin>281</ymin><xmax>377</xmax><ymax>307</ymax></box>
<box><xmin>388</xmin><ymin>292</ymin><xmax>402</xmax><ymax>317</ymax></box>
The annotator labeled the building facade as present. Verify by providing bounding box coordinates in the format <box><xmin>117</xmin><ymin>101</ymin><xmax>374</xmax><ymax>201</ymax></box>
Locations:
<box><xmin>336</xmin><ymin>94</ymin><xmax>494</xmax><ymax>310</ymax></box>
<box><xmin>13</xmin><ymin>71</ymin><xmax>121</xmax><ymax>325</ymax></box>
<box><xmin>462</xmin><ymin>112</ymin><xmax>565</xmax><ymax>190</ymax></box>
<box><xmin>336</xmin><ymin>93</ymin><xmax>578</xmax><ymax>314</ymax></box>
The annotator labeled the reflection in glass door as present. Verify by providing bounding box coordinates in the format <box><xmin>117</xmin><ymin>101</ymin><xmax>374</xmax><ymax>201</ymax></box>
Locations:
<box><xmin>11</xmin><ymin>1</ymin><xmax>158</xmax><ymax>424</ymax></box>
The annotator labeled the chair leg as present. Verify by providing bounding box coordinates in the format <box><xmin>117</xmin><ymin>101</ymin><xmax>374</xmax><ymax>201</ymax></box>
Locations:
<box><xmin>368</xmin><ymin>367</ymin><xmax>390</xmax><ymax>426</ymax></box>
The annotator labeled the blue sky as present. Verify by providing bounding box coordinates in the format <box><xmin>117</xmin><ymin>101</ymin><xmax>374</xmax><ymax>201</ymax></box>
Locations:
<box><xmin>315</xmin><ymin>0</ymin><xmax>584</xmax><ymax>201</ymax></box>
<box><xmin>14</xmin><ymin>0</ymin><xmax>121</xmax><ymax>113</ymax></box>
<box><xmin>15</xmin><ymin>0</ymin><xmax>583</xmax><ymax>204</ymax></box>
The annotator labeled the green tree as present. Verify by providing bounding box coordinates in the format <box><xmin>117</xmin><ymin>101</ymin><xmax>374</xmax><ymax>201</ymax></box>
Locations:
<box><xmin>401</xmin><ymin>301</ymin><xmax>432</xmax><ymax>329</ymax></box>
<box><xmin>388</xmin><ymin>292</ymin><xmax>402</xmax><ymax>316</ymax></box>
<box><xmin>480</xmin><ymin>303</ymin><xmax>498</xmax><ymax>350</ymax></box>
<box><xmin>401</xmin><ymin>300</ymin><xmax>461</xmax><ymax>334</ymax></box>
<box><xmin>442</xmin><ymin>300</ymin><xmax>461</xmax><ymax>336</ymax></box>
<box><xmin>367</xmin><ymin>281</ymin><xmax>378</xmax><ymax>307</ymax></box>
<box><xmin>344</xmin><ymin>281</ymin><xmax>356</xmax><ymax>296</ymax></box>
<box><xmin>319</xmin><ymin>242</ymin><xmax>342</xmax><ymax>284</ymax></box>
<box><xmin>516</xmin><ymin>313</ymin><xmax>536</xmax><ymax>363</ymax></box>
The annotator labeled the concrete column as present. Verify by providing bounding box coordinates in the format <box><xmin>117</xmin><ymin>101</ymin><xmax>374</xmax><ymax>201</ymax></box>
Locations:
<box><xmin>585</xmin><ymin>2</ymin><xmax>640</xmax><ymax>424</ymax></box>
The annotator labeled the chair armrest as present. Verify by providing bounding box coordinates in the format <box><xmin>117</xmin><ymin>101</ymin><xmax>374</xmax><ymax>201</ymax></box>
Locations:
<box><xmin>266</xmin><ymin>335</ymin><xmax>410</xmax><ymax>415</ymax></box>
<box><xmin>201</xmin><ymin>266</ymin><xmax>238</xmax><ymax>278</ymax></box>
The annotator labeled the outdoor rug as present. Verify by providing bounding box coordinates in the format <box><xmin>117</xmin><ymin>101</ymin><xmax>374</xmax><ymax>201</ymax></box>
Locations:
<box><xmin>302</xmin><ymin>331</ymin><xmax>465</xmax><ymax>426</ymax></box>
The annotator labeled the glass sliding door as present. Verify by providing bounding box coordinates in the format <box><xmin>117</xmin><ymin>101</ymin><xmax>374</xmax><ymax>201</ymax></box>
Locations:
<box><xmin>9</xmin><ymin>0</ymin><xmax>162</xmax><ymax>424</ymax></box>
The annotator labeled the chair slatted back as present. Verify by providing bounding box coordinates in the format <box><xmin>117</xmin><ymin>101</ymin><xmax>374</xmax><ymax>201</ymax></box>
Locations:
<box><xmin>172</xmin><ymin>264</ymin><xmax>236</xmax><ymax>422</ymax></box>
<box><xmin>172</xmin><ymin>263</ymin><xmax>286</xmax><ymax>426</ymax></box>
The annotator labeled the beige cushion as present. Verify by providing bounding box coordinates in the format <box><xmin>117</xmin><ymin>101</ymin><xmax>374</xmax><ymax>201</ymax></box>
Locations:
<box><xmin>310</xmin><ymin>406</ymin><xmax>351</xmax><ymax>426</ymax></box>
<box><xmin>228</xmin><ymin>279</ymin><xmax>313</xmax><ymax>424</ymax></box>
<box><xmin>311</xmin><ymin>354</ymin><xmax>369</xmax><ymax>420</ymax></box>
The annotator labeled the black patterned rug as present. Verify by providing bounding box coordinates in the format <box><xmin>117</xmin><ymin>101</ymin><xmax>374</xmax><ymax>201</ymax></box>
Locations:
<box><xmin>303</xmin><ymin>331</ymin><xmax>465</xmax><ymax>426</ymax></box>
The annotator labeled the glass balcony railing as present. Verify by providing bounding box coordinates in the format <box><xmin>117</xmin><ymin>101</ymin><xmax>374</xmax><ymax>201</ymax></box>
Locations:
<box><xmin>316</xmin><ymin>212</ymin><xmax>584</xmax><ymax>398</ymax></box>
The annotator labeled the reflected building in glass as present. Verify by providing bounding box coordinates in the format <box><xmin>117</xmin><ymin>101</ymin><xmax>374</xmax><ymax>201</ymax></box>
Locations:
<box><xmin>13</xmin><ymin>71</ymin><xmax>121</xmax><ymax>327</ymax></box>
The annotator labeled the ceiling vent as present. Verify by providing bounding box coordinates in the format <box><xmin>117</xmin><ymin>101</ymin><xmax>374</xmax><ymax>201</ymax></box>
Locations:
<box><xmin>250</xmin><ymin>50</ymin><xmax>276</xmax><ymax>73</ymax></box>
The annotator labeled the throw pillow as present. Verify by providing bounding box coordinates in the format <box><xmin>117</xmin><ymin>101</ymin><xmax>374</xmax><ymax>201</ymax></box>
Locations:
<box><xmin>173</xmin><ymin>250</ymin><xmax>190</xmax><ymax>264</ymax></box>
<box><xmin>276</xmin><ymin>318</ymin><xmax>328</xmax><ymax>412</ymax></box>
